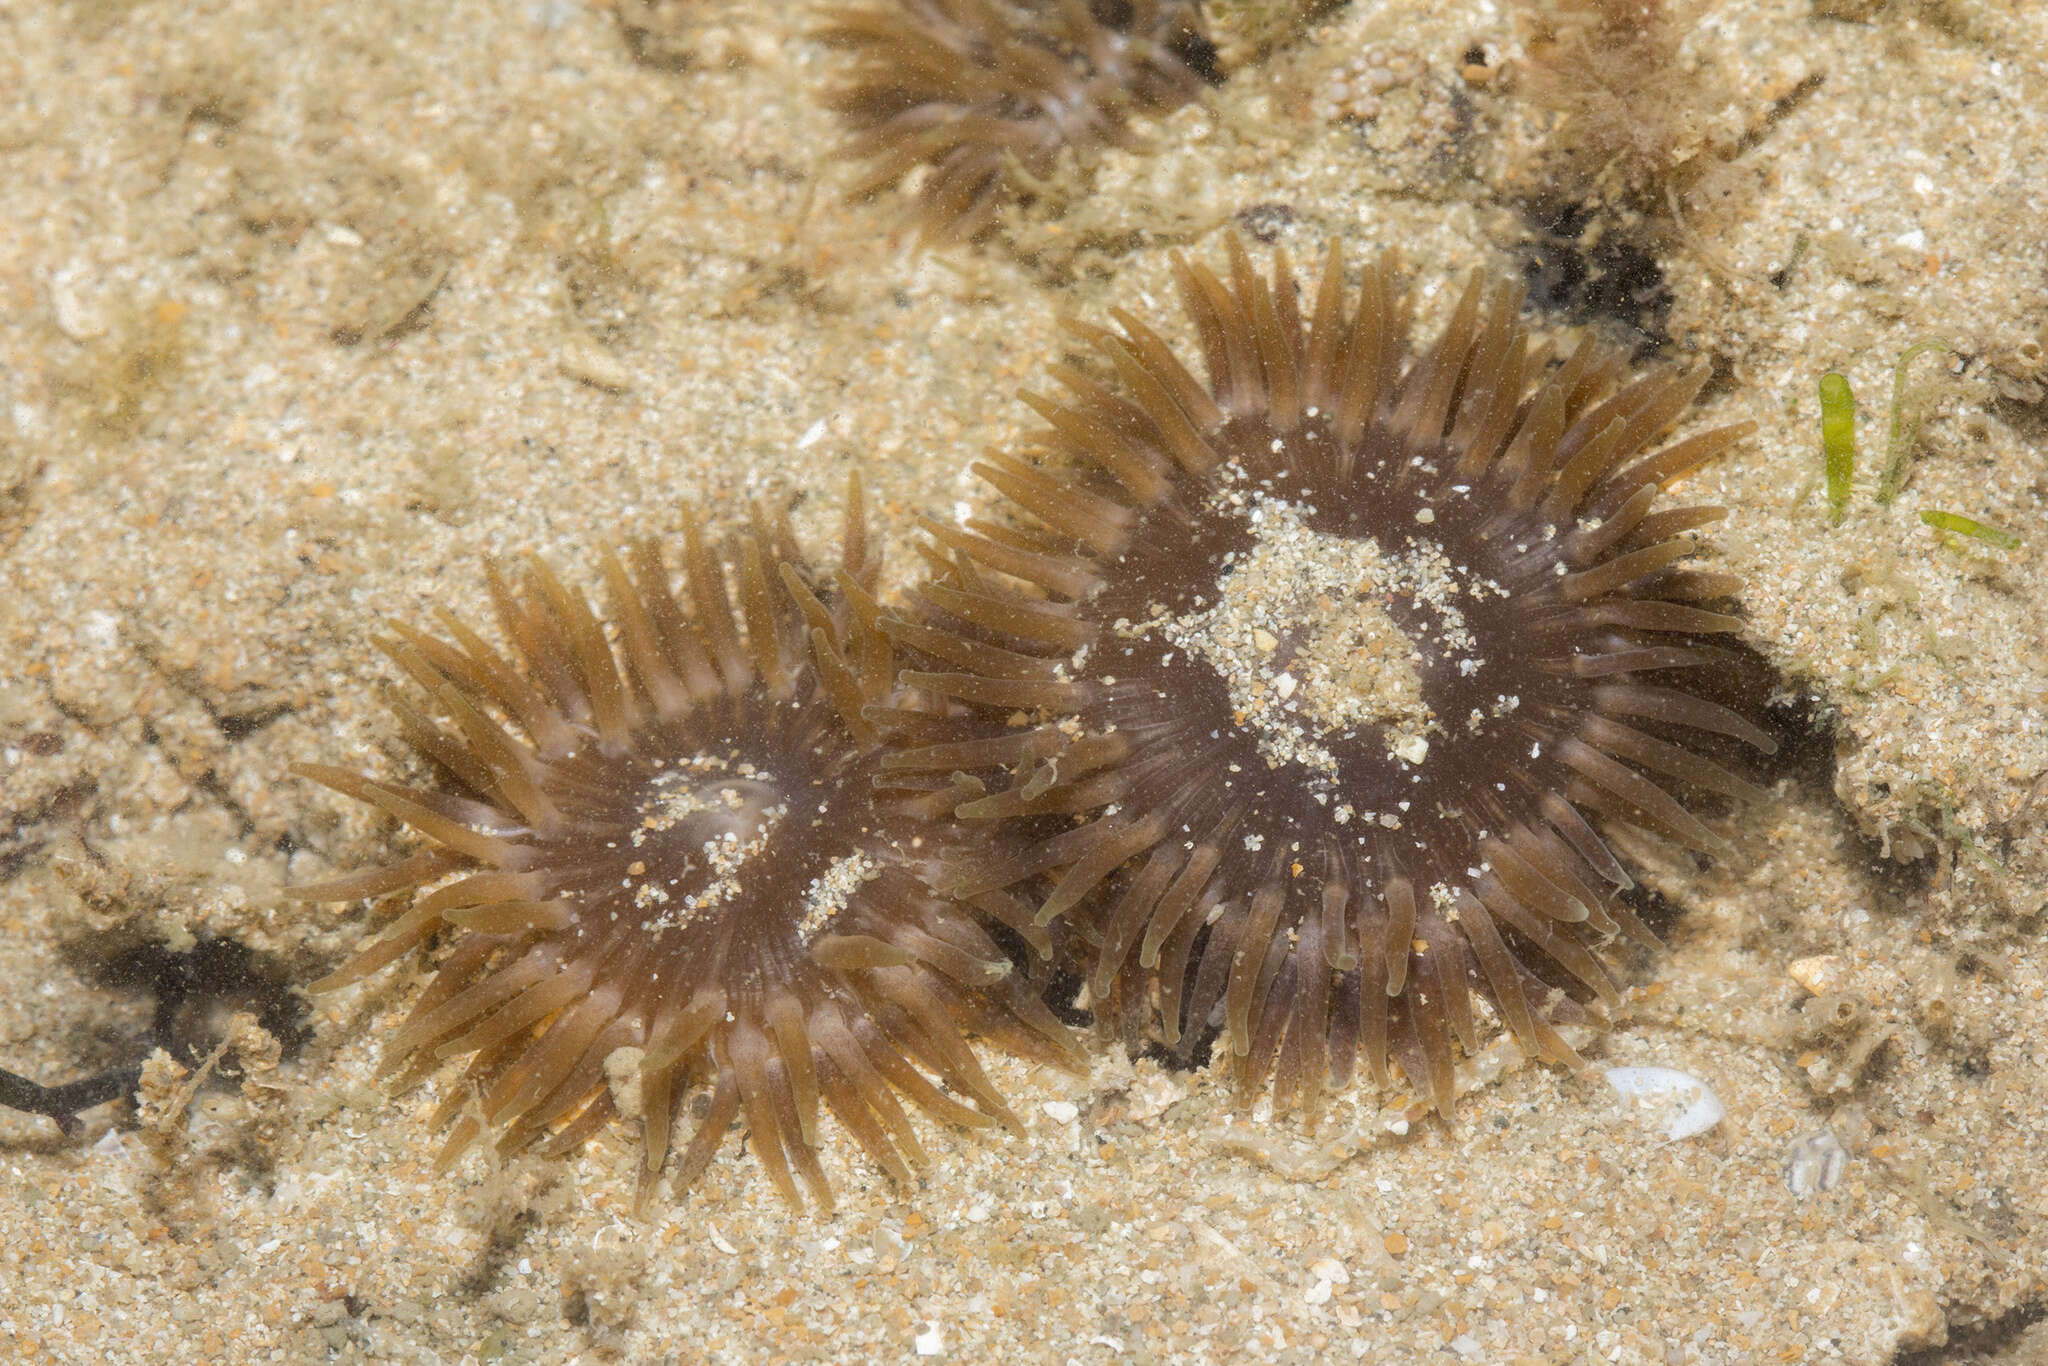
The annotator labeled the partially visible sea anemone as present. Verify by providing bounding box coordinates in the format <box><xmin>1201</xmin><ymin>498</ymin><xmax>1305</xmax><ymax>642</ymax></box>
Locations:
<box><xmin>888</xmin><ymin>236</ymin><xmax>1778</xmax><ymax>1121</ymax></box>
<box><xmin>292</xmin><ymin>484</ymin><xmax>1079</xmax><ymax>1213</ymax></box>
<box><xmin>817</xmin><ymin>0</ymin><xmax>1218</xmax><ymax>243</ymax></box>
<box><xmin>1514</xmin><ymin>0</ymin><xmax>1730</xmax><ymax>210</ymax></box>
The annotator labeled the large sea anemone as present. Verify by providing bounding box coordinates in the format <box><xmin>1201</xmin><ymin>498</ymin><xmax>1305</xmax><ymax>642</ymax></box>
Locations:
<box><xmin>887</xmin><ymin>236</ymin><xmax>1779</xmax><ymax>1121</ymax></box>
<box><xmin>292</xmin><ymin>486</ymin><xmax>1079</xmax><ymax>1213</ymax></box>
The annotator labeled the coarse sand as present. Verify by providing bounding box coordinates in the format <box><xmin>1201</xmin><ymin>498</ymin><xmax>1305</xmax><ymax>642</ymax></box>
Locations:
<box><xmin>2</xmin><ymin>1</ymin><xmax>2045</xmax><ymax>1362</ymax></box>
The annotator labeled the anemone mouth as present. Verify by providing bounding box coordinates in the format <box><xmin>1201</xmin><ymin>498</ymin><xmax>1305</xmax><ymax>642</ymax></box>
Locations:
<box><xmin>817</xmin><ymin>0</ymin><xmax>1216</xmax><ymax>243</ymax></box>
<box><xmin>886</xmin><ymin>236</ymin><xmax>1779</xmax><ymax>1122</ymax></box>
<box><xmin>290</xmin><ymin>485</ymin><xmax>1081</xmax><ymax>1215</ymax></box>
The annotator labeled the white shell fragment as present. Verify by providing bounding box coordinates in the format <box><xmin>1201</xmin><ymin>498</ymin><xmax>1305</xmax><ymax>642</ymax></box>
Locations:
<box><xmin>1604</xmin><ymin>1066</ymin><xmax>1725</xmax><ymax>1142</ymax></box>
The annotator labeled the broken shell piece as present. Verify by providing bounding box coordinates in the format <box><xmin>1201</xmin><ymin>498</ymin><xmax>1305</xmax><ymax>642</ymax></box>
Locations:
<box><xmin>1604</xmin><ymin>1065</ymin><xmax>1725</xmax><ymax>1142</ymax></box>
<box><xmin>1788</xmin><ymin>954</ymin><xmax>1849</xmax><ymax>996</ymax></box>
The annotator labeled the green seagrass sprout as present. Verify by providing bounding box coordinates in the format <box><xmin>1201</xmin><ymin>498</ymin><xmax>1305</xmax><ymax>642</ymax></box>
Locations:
<box><xmin>1816</xmin><ymin>340</ymin><xmax>2018</xmax><ymax>551</ymax></box>
<box><xmin>1876</xmin><ymin>339</ymin><xmax>1955</xmax><ymax>505</ymax></box>
<box><xmin>1918</xmin><ymin>508</ymin><xmax>2020</xmax><ymax>550</ymax></box>
<box><xmin>1819</xmin><ymin>370</ymin><xmax>1855</xmax><ymax>527</ymax></box>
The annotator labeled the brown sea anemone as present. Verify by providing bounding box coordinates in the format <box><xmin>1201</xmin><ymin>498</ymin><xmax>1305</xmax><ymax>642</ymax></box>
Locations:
<box><xmin>291</xmin><ymin>485</ymin><xmax>1080</xmax><ymax>1213</ymax></box>
<box><xmin>817</xmin><ymin>0</ymin><xmax>1218</xmax><ymax>243</ymax></box>
<box><xmin>887</xmin><ymin>236</ymin><xmax>1778</xmax><ymax>1121</ymax></box>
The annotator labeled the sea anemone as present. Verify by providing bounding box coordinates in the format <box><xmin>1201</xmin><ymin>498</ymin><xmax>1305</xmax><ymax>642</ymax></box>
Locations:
<box><xmin>816</xmin><ymin>0</ymin><xmax>1218</xmax><ymax>243</ymax></box>
<box><xmin>888</xmin><ymin>236</ymin><xmax>1778</xmax><ymax>1121</ymax></box>
<box><xmin>291</xmin><ymin>485</ymin><xmax>1079</xmax><ymax>1213</ymax></box>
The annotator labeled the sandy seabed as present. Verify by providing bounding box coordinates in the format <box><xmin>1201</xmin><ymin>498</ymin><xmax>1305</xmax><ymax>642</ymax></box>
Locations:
<box><xmin>2</xmin><ymin>1</ymin><xmax>2046</xmax><ymax>1362</ymax></box>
